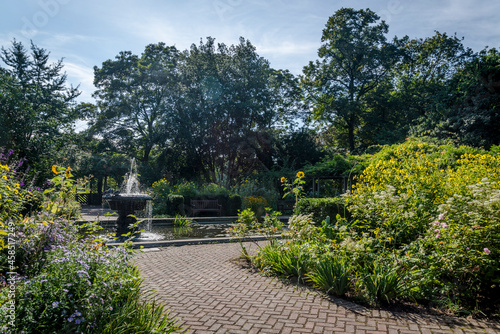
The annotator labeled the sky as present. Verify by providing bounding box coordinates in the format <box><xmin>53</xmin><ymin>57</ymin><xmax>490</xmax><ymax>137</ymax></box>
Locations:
<box><xmin>1</xmin><ymin>0</ymin><xmax>500</xmax><ymax>103</ymax></box>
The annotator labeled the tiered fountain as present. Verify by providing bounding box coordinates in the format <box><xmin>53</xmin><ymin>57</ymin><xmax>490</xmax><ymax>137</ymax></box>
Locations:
<box><xmin>103</xmin><ymin>159</ymin><xmax>152</xmax><ymax>240</ymax></box>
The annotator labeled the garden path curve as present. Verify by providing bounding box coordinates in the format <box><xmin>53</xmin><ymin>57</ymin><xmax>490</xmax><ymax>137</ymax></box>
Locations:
<box><xmin>134</xmin><ymin>242</ymin><xmax>500</xmax><ymax>334</ymax></box>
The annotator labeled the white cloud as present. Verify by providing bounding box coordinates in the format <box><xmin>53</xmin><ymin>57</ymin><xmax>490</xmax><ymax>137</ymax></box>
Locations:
<box><xmin>63</xmin><ymin>61</ymin><xmax>95</xmax><ymax>102</ymax></box>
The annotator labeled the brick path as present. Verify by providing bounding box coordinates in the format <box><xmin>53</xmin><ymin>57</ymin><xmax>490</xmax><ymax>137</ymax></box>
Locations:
<box><xmin>134</xmin><ymin>242</ymin><xmax>500</xmax><ymax>334</ymax></box>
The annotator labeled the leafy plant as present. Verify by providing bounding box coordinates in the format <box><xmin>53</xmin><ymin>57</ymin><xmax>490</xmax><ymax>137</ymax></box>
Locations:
<box><xmin>307</xmin><ymin>253</ymin><xmax>351</xmax><ymax>297</ymax></box>
<box><xmin>173</xmin><ymin>215</ymin><xmax>192</xmax><ymax>227</ymax></box>
<box><xmin>359</xmin><ymin>260</ymin><xmax>405</xmax><ymax>305</ymax></box>
<box><xmin>281</xmin><ymin>171</ymin><xmax>306</xmax><ymax>214</ymax></box>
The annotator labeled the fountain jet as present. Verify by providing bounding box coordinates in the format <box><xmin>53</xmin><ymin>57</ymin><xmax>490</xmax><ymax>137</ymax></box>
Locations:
<box><xmin>103</xmin><ymin>159</ymin><xmax>152</xmax><ymax>239</ymax></box>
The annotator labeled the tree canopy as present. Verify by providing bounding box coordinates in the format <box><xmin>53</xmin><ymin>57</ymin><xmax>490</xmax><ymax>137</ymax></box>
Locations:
<box><xmin>1</xmin><ymin>7</ymin><xmax>499</xmax><ymax>187</ymax></box>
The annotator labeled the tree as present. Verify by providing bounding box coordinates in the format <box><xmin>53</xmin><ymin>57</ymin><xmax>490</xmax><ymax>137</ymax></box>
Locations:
<box><xmin>0</xmin><ymin>41</ymin><xmax>80</xmax><ymax>153</ymax></box>
<box><xmin>173</xmin><ymin>37</ymin><xmax>291</xmax><ymax>185</ymax></box>
<box><xmin>392</xmin><ymin>32</ymin><xmax>472</xmax><ymax>135</ymax></box>
<box><xmin>302</xmin><ymin>8</ymin><xmax>397</xmax><ymax>153</ymax></box>
<box><xmin>436</xmin><ymin>48</ymin><xmax>500</xmax><ymax>148</ymax></box>
<box><xmin>0</xmin><ymin>40</ymin><xmax>81</xmax><ymax>177</ymax></box>
<box><xmin>91</xmin><ymin>43</ymin><xmax>181</xmax><ymax>163</ymax></box>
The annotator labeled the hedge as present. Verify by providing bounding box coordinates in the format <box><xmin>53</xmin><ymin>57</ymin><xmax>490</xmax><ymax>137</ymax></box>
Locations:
<box><xmin>160</xmin><ymin>194</ymin><xmax>242</xmax><ymax>217</ymax></box>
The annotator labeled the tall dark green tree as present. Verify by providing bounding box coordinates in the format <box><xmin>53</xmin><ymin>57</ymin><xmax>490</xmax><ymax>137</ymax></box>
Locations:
<box><xmin>302</xmin><ymin>8</ymin><xmax>397</xmax><ymax>153</ymax></box>
<box><xmin>174</xmin><ymin>37</ymin><xmax>293</xmax><ymax>185</ymax></box>
<box><xmin>433</xmin><ymin>48</ymin><xmax>500</xmax><ymax>148</ymax></box>
<box><xmin>0</xmin><ymin>40</ymin><xmax>81</xmax><ymax>176</ymax></box>
<box><xmin>392</xmin><ymin>32</ymin><xmax>472</xmax><ymax>136</ymax></box>
<box><xmin>91</xmin><ymin>43</ymin><xmax>181</xmax><ymax>163</ymax></box>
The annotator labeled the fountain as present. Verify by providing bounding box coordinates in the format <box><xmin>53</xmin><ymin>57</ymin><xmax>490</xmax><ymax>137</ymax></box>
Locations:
<box><xmin>102</xmin><ymin>159</ymin><xmax>152</xmax><ymax>240</ymax></box>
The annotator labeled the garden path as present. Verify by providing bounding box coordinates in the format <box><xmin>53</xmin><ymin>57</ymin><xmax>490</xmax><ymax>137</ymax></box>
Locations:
<box><xmin>134</xmin><ymin>242</ymin><xmax>500</xmax><ymax>334</ymax></box>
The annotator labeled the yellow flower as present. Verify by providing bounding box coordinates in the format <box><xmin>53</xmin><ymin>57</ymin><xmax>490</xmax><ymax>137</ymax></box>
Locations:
<box><xmin>296</xmin><ymin>171</ymin><xmax>305</xmax><ymax>178</ymax></box>
<box><xmin>65</xmin><ymin>166</ymin><xmax>72</xmax><ymax>178</ymax></box>
<box><xmin>280</xmin><ymin>177</ymin><xmax>286</xmax><ymax>183</ymax></box>
<box><xmin>52</xmin><ymin>165</ymin><xmax>59</xmax><ymax>175</ymax></box>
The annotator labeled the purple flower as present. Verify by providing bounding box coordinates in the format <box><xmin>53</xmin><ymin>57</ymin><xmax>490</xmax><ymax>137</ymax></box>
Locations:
<box><xmin>52</xmin><ymin>302</ymin><xmax>59</xmax><ymax>308</ymax></box>
<box><xmin>484</xmin><ymin>248</ymin><xmax>491</xmax><ymax>254</ymax></box>
<box><xmin>68</xmin><ymin>317</ymin><xmax>74</xmax><ymax>322</ymax></box>
<box><xmin>436</xmin><ymin>234</ymin><xmax>441</xmax><ymax>238</ymax></box>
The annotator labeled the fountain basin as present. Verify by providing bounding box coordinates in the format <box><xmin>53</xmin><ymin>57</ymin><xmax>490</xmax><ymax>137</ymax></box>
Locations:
<box><xmin>103</xmin><ymin>194</ymin><xmax>152</xmax><ymax>240</ymax></box>
<box><xmin>104</xmin><ymin>194</ymin><xmax>152</xmax><ymax>212</ymax></box>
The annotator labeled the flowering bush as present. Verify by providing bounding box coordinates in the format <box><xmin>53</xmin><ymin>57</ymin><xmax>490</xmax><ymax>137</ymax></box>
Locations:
<box><xmin>243</xmin><ymin>196</ymin><xmax>268</xmax><ymax>218</ymax></box>
<box><xmin>0</xmin><ymin>160</ymin><xmax>182</xmax><ymax>333</ymax></box>
<box><xmin>247</xmin><ymin>140</ymin><xmax>500</xmax><ymax>315</ymax></box>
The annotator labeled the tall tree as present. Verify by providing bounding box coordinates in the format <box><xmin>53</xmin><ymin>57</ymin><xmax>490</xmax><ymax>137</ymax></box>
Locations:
<box><xmin>174</xmin><ymin>37</ymin><xmax>290</xmax><ymax>185</ymax></box>
<box><xmin>91</xmin><ymin>43</ymin><xmax>181</xmax><ymax>162</ymax></box>
<box><xmin>393</xmin><ymin>32</ymin><xmax>472</xmax><ymax>134</ymax></box>
<box><xmin>0</xmin><ymin>40</ymin><xmax>81</xmax><ymax>173</ymax></box>
<box><xmin>302</xmin><ymin>8</ymin><xmax>397</xmax><ymax>153</ymax></box>
<box><xmin>435</xmin><ymin>48</ymin><xmax>500</xmax><ymax>148</ymax></box>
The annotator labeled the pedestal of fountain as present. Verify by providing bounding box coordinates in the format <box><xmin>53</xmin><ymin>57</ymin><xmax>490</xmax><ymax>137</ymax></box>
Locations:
<box><xmin>103</xmin><ymin>194</ymin><xmax>152</xmax><ymax>239</ymax></box>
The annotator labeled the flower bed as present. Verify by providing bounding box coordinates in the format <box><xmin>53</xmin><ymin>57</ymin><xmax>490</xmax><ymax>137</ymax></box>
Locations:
<box><xmin>242</xmin><ymin>141</ymin><xmax>500</xmax><ymax>317</ymax></box>
<box><xmin>0</xmin><ymin>158</ymin><xmax>182</xmax><ymax>333</ymax></box>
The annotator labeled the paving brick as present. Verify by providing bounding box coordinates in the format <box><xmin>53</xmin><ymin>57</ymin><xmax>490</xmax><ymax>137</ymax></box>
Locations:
<box><xmin>134</xmin><ymin>242</ymin><xmax>500</xmax><ymax>333</ymax></box>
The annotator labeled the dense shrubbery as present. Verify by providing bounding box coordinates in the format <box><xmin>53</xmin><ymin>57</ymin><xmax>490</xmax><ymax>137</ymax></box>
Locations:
<box><xmin>151</xmin><ymin>178</ymin><xmax>277</xmax><ymax>217</ymax></box>
<box><xmin>0</xmin><ymin>159</ymin><xmax>181</xmax><ymax>333</ymax></box>
<box><xmin>245</xmin><ymin>140</ymin><xmax>500</xmax><ymax>317</ymax></box>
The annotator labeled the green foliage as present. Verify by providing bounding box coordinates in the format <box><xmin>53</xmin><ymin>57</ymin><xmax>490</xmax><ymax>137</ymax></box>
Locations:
<box><xmin>167</xmin><ymin>195</ymin><xmax>185</xmax><ymax>216</ymax></box>
<box><xmin>296</xmin><ymin>197</ymin><xmax>348</xmax><ymax>224</ymax></box>
<box><xmin>304</xmin><ymin>153</ymin><xmax>354</xmax><ymax>176</ymax></box>
<box><xmin>173</xmin><ymin>215</ymin><xmax>192</xmax><ymax>227</ymax></box>
<box><xmin>359</xmin><ymin>260</ymin><xmax>405</xmax><ymax>305</ymax></box>
<box><xmin>200</xmin><ymin>183</ymin><xmax>231</xmax><ymax>196</ymax></box>
<box><xmin>246</xmin><ymin>140</ymin><xmax>500</xmax><ymax>316</ymax></box>
<box><xmin>254</xmin><ymin>242</ymin><xmax>310</xmax><ymax>281</ymax></box>
<box><xmin>0</xmin><ymin>41</ymin><xmax>82</xmax><ymax>179</ymax></box>
<box><xmin>302</xmin><ymin>8</ymin><xmax>397</xmax><ymax>152</ymax></box>
<box><xmin>281</xmin><ymin>171</ymin><xmax>306</xmax><ymax>214</ymax></box>
<box><xmin>307</xmin><ymin>253</ymin><xmax>351</xmax><ymax>297</ymax></box>
<box><xmin>228</xmin><ymin>194</ymin><xmax>242</xmax><ymax>216</ymax></box>
<box><xmin>42</xmin><ymin>165</ymin><xmax>84</xmax><ymax>220</ymax></box>
<box><xmin>230</xmin><ymin>207</ymin><xmax>283</xmax><ymax>260</ymax></box>
<box><xmin>233</xmin><ymin>178</ymin><xmax>279</xmax><ymax>211</ymax></box>
<box><xmin>0</xmin><ymin>156</ymin><xmax>28</xmax><ymax>229</ymax></box>
<box><xmin>0</xmin><ymin>163</ymin><xmax>181</xmax><ymax>333</ymax></box>
<box><xmin>92</xmin><ymin>43</ymin><xmax>181</xmax><ymax>162</ymax></box>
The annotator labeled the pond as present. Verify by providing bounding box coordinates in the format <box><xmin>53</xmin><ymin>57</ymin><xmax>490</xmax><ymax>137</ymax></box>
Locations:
<box><xmin>99</xmin><ymin>222</ymin><xmax>235</xmax><ymax>242</ymax></box>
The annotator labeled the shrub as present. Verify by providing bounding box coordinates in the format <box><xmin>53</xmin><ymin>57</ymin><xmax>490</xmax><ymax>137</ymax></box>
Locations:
<box><xmin>228</xmin><ymin>194</ymin><xmax>242</xmax><ymax>216</ymax></box>
<box><xmin>173</xmin><ymin>181</ymin><xmax>198</xmax><ymax>198</ymax></box>
<box><xmin>233</xmin><ymin>178</ymin><xmax>279</xmax><ymax>210</ymax></box>
<box><xmin>296</xmin><ymin>197</ymin><xmax>349</xmax><ymax>224</ymax></box>
<box><xmin>243</xmin><ymin>196</ymin><xmax>268</xmax><ymax>218</ymax></box>
<box><xmin>167</xmin><ymin>195</ymin><xmax>185</xmax><ymax>216</ymax></box>
<box><xmin>0</xmin><ymin>162</ymin><xmax>182</xmax><ymax>333</ymax></box>
<box><xmin>246</xmin><ymin>140</ymin><xmax>500</xmax><ymax>315</ymax></box>
<box><xmin>199</xmin><ymin>183</ymin><xmax>230</xmax><ymax>196</ymax></box>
